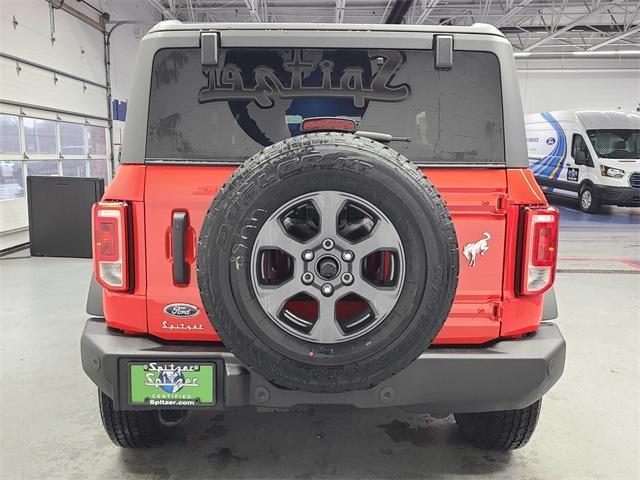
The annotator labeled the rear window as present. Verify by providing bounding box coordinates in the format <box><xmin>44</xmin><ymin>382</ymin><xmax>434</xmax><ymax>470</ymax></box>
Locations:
<box><xmin>146</xmin><ymin>48</ymin><xmax>505</xmax><ymax>165</ymax></box>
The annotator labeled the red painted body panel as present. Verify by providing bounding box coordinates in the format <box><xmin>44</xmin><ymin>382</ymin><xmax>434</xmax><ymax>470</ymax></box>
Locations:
<box><xmin>499</xmin><ymin>169</ymin><xmax>549</xmax><ymax>337</ymax></box>
<box><xmin>102</xmin><ymin>165</ymin><xmax>146</xmax><ymax>202</ymax></box>
<box><xmin>103</xmin><ymin>291</ymin><xmax>147</xmax><ymax>333</ymax></box>
<box><xmin>422</xmin><ymin>169</ymin><xmax>507</xmax><ymax>344</ymax></box>
<box><xmin>101</xmin><ymin>169</ymin><xmax>148</xmax><ymax>333</ymax></box>
<box><xmin>144</xmin><ymin>166</ymin><xmax>236</xmax><ymax>341</ymax></box>
<box><xmin>100</xmin><ymin>164</ymin><xmax>550</xmax><ymax>346</ymax></box>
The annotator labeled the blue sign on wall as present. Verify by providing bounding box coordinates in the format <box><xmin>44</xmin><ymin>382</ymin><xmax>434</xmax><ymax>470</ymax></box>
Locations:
<box><xmin>112</xmin><ymin>99</ymin><xmax>128</xmax><ymax>121</ymax></box>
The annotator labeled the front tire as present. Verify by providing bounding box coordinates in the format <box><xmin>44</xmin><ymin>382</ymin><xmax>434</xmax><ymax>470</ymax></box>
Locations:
<box><xmin>99</xmin><ymin>391</ymin><xmax>178</xmax><ymax>448</ymax></box>
<box><xmin>454</xmin><ymin>399</ymin><xmax>542</xmax><ymax>451</ymax></box>
<box><xmin>579</xmin><ymin>184</ymin><xmax>601</xmax><ymax>213</ymax></box>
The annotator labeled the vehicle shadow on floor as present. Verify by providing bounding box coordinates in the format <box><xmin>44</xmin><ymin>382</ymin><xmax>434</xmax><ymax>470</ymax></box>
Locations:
<box><xmin>115</xmin><ymin>407</ymin><xmax>513</xmax><ymax>479</ymax></box>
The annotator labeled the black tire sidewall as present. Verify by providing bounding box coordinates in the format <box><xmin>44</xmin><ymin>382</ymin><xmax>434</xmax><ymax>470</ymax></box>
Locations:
<box><xmin>198</xmin><ymin>133</ymin><xmax>458</xmax><ymax>392</ymax></box>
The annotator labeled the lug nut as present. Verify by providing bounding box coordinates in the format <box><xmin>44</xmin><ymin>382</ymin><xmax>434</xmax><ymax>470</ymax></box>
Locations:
<box><xmin>341</xmin><ymin>250</ymin><xmax>354</xmax><ymax>262</ymax></box>
<box><xmin>302</xmin><ymin>250</ymin><xmax>314</xmax><ymax>261</ymax></box>
<box><xmin>322</xmin><ymin>238</ymin><xmax>335</xmax><ymax>250</ymax></box>
<box><xmin>341</xmin><ymin>272</ymin><xmax>354</xmax><ymax>285</ymax></box>
<box><xmin>321</xmin><ymin>283</ymin><xmax>334</xmax><ymax>296</ymax></box>
<box><xmin>302</xmin><ymin>272</ymin><xmax>314</xmax><ymax>285</ymax></box>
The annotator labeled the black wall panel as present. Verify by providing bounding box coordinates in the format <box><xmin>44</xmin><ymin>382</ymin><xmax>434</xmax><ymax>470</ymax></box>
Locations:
<box><xmin>27</xmin><ymin>176</ymin><xmax>104</xmax><ymax>258</ymax></box>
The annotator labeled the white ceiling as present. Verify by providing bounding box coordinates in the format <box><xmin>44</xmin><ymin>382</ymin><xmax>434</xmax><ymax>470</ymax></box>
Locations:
<box><xmin>138</xmin><ymin>0</ymin><xmax>640</xmax><ymax>53</ymax></box>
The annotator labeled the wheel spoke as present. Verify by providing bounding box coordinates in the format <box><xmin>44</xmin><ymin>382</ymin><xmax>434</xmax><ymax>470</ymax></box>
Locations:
<box><xmin>349</xmin><ymin>219</ymin><xmax>401</xmax><ymax>258</ymax></box>
<box><xmin>254</xmin><ymin>279</ymin><xmax>311</xmax><ymax>318</ymax></box>
<box><xmin>251</xmin><ymin>190</ymin><xmax>405</xmax><ymax>344</ymax></box>
<box><xmin>309</xmin><ymin>296</ymin><xmax>345</xmax><ymax>343</ymax></box>
<box><xmin>258</xmin><ymin>220</ymin><xmax>306</xmax><ymax>260</ymax></box>
<box><xmin>311</xmin><ymin>191</ymin><xmax>345</xmax><ymax>238</ymax></box>
<box><xmin>348</xmin><ymin>277</ymin><xmax>400</xmax><ymax>318</ymax></box>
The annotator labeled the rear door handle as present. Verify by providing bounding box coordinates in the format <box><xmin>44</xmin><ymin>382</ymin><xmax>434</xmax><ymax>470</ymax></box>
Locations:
<box><xmin>172</xmin><ymin>211</ymin><xmax>189</xmax><ymax>285</ymax></box>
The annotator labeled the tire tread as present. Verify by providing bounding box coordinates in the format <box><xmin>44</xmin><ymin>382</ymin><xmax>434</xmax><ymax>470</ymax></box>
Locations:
<box><xmin>98</xmin><ymin>391</ymin><xmax>170</xmax><ymax>448</ymax></box>
<box><xmin>454</xmin><ymin>399</ymin><xmax>542</xmax><ymax>451</ymax></box>
<box><xmin>197</xmin><ymin>132</ymin><xmax>459</xmax><ymax>393</ymax></box>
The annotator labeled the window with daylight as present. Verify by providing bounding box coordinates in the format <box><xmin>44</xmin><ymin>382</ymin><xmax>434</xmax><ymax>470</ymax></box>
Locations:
<box><xmin>0</xmin><ymin>113</ymin><xmax>111</xmax><ymax>202</ymax></box>
<box><xmin>0</xmin><ymin>114</ymin><xmax>20</xmax><ymax>154</ymax></box>
<box><xmin>24</xmin><ymin>118</ymin><xmax>57</xmax><ymax>155</ymax></box>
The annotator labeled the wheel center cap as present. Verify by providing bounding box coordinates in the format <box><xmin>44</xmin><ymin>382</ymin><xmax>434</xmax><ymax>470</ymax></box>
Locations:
<box><xmin>317</xmin><ymin>256</ymin><xmax>339</xmax><ymax>280</ymax></box>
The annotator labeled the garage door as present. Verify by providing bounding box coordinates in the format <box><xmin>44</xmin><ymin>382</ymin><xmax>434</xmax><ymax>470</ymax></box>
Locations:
<box><xmin>0</xmin><ymin>0</ymin><xmax>110</xmax><ymax>251</ymax></box>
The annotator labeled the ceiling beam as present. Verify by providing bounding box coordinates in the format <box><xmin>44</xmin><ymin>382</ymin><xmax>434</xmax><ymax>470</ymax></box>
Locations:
<box><xmin>586</xmin><ymin>24</ymin><xmax>640</xmax><ymax>50</ymax></box>
<box><xmin>414</xmin><ymin>0</ymin><xmax>440</xmax><ymax>25</ymax></box>
<box><xmin>480</xmin><ymin>0</ymin><xmax>494</xmax><ymax>22</ymax></box>
<box><xmin>144</xmin><ymin>0</ymin><xmax>177</xmax><ymax>20</ymax></box>
<box><xmin>523</xmin><ymin>1</ymin><xmax>622</xmax><ymax>51</ymax></box>
<box><xmin>495</xmin><ymin>0</ymin><xmax>534</xmax><ymax>27</ymax></box>
<box><xmin>186</xmin><ymin>0</ymin><xmax>196</xmax><ymax>21</ymax></box>
<box><xmin>384</xmin><ymin>0</ymin><xmax>413</xmax><ymax>24</ymax></box>
<box><xmin>335</xmin><ymin>0</ymin><xmax>346</xmax><ymax>23</ymax></box>
<box><xmin>243</xmin><ymin>0</ymin><xmax>262</xmax><ymax>22</ymax></box>
<box><xmin>379</xmin><ymin>0</ymin><xmax>394</xmax><ymax>23</ymax></box>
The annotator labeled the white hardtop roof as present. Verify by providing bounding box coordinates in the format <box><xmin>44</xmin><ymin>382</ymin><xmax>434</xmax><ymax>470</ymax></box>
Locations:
<box><xmin>525</xmin><ymin>110</ymin><xmax>640</xmax><ymax>130</ymax></box>
<box><xmin>574</xmin><ymin>110</ymin><xmax>640</xmax><ymax>130</ymax></box>
<box><xmin>147</xmin><ymin>20</ymin><xmax>502</xmax><ymax>37</ymax></box>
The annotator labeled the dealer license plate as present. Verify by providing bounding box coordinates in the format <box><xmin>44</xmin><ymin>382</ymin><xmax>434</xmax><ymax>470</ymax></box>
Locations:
<box><xmin>129</xmin><ymin>361</ymin><xmax>216</xmax><ymax>407</ymax></box>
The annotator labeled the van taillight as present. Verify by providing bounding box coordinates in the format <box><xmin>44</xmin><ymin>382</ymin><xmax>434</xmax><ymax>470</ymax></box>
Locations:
<box><xmin>92</xmin><ymin>202</ymin><xmax>130</xmax><ymax>291</ymax></box>
<box><xmin>520</xmin><ymin>207</ymin><xmax>559</xmax><ymax>296</ymax></box>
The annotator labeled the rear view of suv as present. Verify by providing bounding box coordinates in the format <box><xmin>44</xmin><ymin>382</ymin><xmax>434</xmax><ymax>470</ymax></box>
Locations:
<box><xmin>82</xmin><ymin>21</ymin><xmax>565</xmax><ymax>451</ymax></box>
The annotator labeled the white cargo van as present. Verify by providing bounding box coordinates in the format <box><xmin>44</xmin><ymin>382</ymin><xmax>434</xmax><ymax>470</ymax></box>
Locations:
<box><xmin>525</xmin><ymin>110</ymin><xmax>640</xmax><ymax>213</ymax></box>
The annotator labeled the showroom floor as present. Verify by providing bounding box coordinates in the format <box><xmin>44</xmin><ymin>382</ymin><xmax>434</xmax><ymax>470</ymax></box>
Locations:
<box><xmin>1</xmin><ymin>202</ymin><xmax>638</xmax><ymax>480</ymax></box>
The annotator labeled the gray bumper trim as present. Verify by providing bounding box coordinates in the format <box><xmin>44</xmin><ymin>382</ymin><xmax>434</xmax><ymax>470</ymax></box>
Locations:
<box><xmin>593</xmin><ymin>184</ymin><xmax>640</xmax><ymax>207</ymax></box>
<box><xmin>81</xmin><ymin>319</ymin><xmax>565</xmax><ymax>414</ymax></box>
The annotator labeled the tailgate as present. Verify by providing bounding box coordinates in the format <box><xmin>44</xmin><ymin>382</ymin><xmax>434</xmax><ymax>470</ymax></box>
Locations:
<box><xmin>144</xmin><ymin>166</ymin><xmax>508</xmax><ymax>344</ymax></box>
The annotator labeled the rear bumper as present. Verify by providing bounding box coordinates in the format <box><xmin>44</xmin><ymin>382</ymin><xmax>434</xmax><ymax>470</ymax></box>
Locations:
<box><xmin>594</xmin><ymin>184</ymin><xmax>640</xmax><ymax>207</ymax></box>
<box><xmin>81</xmin><ymin>318</ymin><xmax>566</xmax><ymax>414</ymax></box>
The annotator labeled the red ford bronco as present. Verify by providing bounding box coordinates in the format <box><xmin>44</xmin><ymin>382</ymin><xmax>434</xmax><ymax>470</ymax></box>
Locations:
<box><xmin>82</xmin><ymin>21</ymin><xmax>566</xmax><ymax>450</ymax></box>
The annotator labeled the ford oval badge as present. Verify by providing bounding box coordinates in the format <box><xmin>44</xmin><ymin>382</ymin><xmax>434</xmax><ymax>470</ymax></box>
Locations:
<box><xmin>164</xmin><ymin>303</ymin><xmax>199</xmax><ymax>318</ymax></box>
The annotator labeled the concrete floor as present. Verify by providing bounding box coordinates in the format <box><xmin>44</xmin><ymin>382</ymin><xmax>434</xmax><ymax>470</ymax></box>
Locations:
<box><xmin>1</xmin><ymin>202</ymin><xmax>638</xmax><ymax>480</ymax></box>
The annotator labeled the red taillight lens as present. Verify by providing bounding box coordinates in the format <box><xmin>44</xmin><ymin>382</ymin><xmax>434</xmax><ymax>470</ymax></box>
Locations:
<box><xmin>520</xmin><ymin>207</ymin><xmax>559</xmax><ymax>296</ymax></box>
<box><xmin>300</xmin><ymin>117</ymin><xmax>357</xmax><ymax>133</ymax></box>
<box><xmin>92</xmin><ymin>202</ymin><xmax>130</xmax><ymax>291</ymax></box>
<box><xmin>96</xmin><ymin>218</ymin><xmax>119</xmax><ymax>260</ymax></box>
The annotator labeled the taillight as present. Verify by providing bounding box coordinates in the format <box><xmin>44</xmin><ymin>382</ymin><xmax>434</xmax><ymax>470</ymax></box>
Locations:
<box><xmin>92</xmin><ymin>201</ymin><xmax>130</xmax><ymax>291</ymax></box>
<box><xmin>519</xmin><ymin>207</ymin><xmax>559</xmax><ymax>296</ymax></box>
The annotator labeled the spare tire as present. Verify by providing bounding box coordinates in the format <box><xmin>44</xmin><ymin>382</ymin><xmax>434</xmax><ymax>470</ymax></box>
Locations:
<box><xmin>197</xmin><ymin>132</ymin><xmax>458</xmax><ymax>393</ymax></box>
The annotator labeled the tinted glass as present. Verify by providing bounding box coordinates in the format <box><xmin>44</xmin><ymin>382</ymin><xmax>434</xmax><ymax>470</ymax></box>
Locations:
<box><xmin>0</xmin><ymin>114</ymin><xmax>20</xmax><ymax>154</ymax></box>
<box><xmin>88</xmin><ymin>158</ymin><xmax>109</xmax><ymax>183</ymax></box>
<box><xmin>572</xmin><ymin>134</ymin><xmax>587</xmax><ymax>156</ymax></box>
<box><xmin>86</xmin><ymin>126</ymin><xmax>107</xmax><ymax>156</ymax></box>
<box><xmin>61</xmin><ymin>159</ymin><xmax>87</xmax><ymax>177</ymax></box>
<box><xmin>587</xmin><ymin>129</ymin><xmax>640</xmax><ymax>159</ymax></box>
<box><xmin>24</xmin><ymin>118</ymin><xmax>57</xmax><ymax>154</ymax></box>
<box><xmin>26</xmin><ymin>160</ymin><xmax>59</xmax><ymax>177</ymax></box>
<box><xmin>60</xmin><ymin>122</ymin><xmax>85</xmax><ymax>155</ymax></box>
<box><xmin>147</xmin><ymin>48</ymin><xmax>504</xmax><ymax>164</ymax></box>
<box><xmin>0</xmin><ymin>161</ymin><xmax>25</xmax><ymax>200</ymax></box>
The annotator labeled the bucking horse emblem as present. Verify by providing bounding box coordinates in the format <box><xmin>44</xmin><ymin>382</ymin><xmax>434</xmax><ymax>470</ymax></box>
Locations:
<box><xmin>463</xmin><ymin>233</ymin><xmax>491</xmax><ymax>267</ymax></box>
